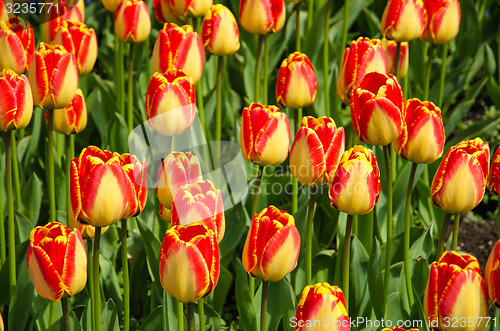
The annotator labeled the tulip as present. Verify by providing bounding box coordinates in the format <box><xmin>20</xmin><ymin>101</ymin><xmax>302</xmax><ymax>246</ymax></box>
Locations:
<box><xmin>421</xmin><ymin>0</ymin><xmax>461</xmax><ymax>44</ymax></box>
<box><xmin>488</xmin><ymin>147</ymin><xmax>500</xmax><ymax>195</ymax></box>
<box><xmin>294</xmin><ymin>283</ymin><xmax>349</xmax><ymax>331</ymax></box>
<box><xmin>431</xmin><ymin>138</ymin><xmax>489</xmax><ymax>214</ymax></box>
<box><xmin>0</xmin><ymin>17</ymin><xmax>35</xmax><ymax>74</ymax></box>
<box><xmin>201</xmin><ymin>4</ymin><xmax>240</xmax><ymax>56</ymax></box>
<box><xmin>350</xmin><ymin>71</ymin><xmax>404</xmax><ymax>146</ymax></box>
<box><xmin>382</xmin><ymin>38</ymin><xmax>409</xmax><ymax>78</ymax></box>
<box><xmin>159</xmin><ymin>223</ymin><xmax>219</xmax><ymax>303</ymax></box>
<box><xmin>0</xmin><ymin>311</ymin><xmax>3</xmax><ymax>331</ymax></box>
<box><xmin>164</xmin><ymin>0</ymin><xmax>213</xmax><ymax>21</ymax></box>
<box><xmin>103</xmin><ymin>0</ymin><xmax>124</xmax><ymax>12</ymax></box>
<box><xmin>1</xmin><ymin>0</ymin><xmax>12</xmax><ymax>22</ymax></box>
<box><xmin>424</xmin><ymin>251</ymin><xmax>489</xmax><ymax>331</ymax></box>
<box><xmin>159</xmin><ymin>203</ymin><xmax>172</xmax><ymax>222</ymax></box>
<box><xmin>68</xmin><ymin>215</ymin><xmax>109</xmax><ymax>240</ymax></box>
<box><xmin>381</xmin><ymin>0</ymin><xmax>426</xmax><ymax>42</ymax></box>
<box><xmin>393</xmin><ymin>98</ymin><xmax>445</xmax><ymax>164</ymax></box>
<box><xmin>242</xmin><ymin>206</ymin><xmax>300</xmax><ymax>282</ymax></box>
<box><xmin>171</xmin><ymin>180</ymin><xmax>224</xmax><ymax>242</ymax></box>
<box><xmin>28</xmin><ymin>43</ymin><xmax>78</xmax><ymax>110</ymax></box>
<box><xmin>239</xmin><ymin>0</ymin><xmax>285</xmax><ymax>35</ymax></box>
<box><xmin>116</xmin><ymin>153</ymin><xmax>148</xmax><ymax>219</ymax></box>
<box><xmin>240</xmin><ymin>103</ymin><xmax>290</xmax><ymax>166</ymax></box>
<box><xmin>485</xmin><ymin>240</ymin><xmax>500</xmax><ymax>308</ymax></box>
<box><xmin>276</xmin><ymin>52</ymin><xmax>317</xmax><ymax>109</ymax></box>
<box><xmin>337</xmin><ymin>37</ymin><xmax>387</xmax><ymax>104</ymax></box>
<box><xmin>290</xmin><ymin>116</ymin><xmax>345</xmax><ymax>187</ymax></box>
<box><xmin>155</xmin><ymin>151</ymin><xmax>202</xmax><ymax>209</ymax></box>
<box><xmin>152</xmin><ymin>23</ymin><xmax>204</xmax><ymax>83</ymax></box>
<box><xmin>49</xmin><ymin>89</ymin><xmax>87</xmax><ymax>135</ymax></box>
<box><xmin>27</xmin><ymin>222</ymin><xmax>87</xmax><ymax>302</ymax></box>
<box><xmin>0</xmin><ymin>69</ymin><xmax>33</xmax><ymax>131</ymax></box>
<box><xmin>114</xmin><ymin>0</ymin><xmax>151</xmax><ymax>43</ymax></box>
<box><xmin>41</xmin><ymin>1</ymin><xmax>84</xmax><ymax>43</ymax></box>
<box><xmin>329</xmin><ymin>145</ymin><xmax>381</xmax><ymax>216</ymax></box>
<box><xmin>145</xmin><ymin>69</ymin><xmax>196</xmax><ymax>136</ymax></box>
<box><xmin>153</xmin><ymin>0</ymin><xmax>179</xmax><ymax>24</ymax></box>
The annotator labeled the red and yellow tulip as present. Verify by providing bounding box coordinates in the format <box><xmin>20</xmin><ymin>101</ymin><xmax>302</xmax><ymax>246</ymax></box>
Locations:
<box><xmin>117</xmin><ymin>153</ymin><xmax>148</xmax><ymax>219</ymax></box>
<box><xmin>421</xmin><ymin>0</ymin><xmax>461</xmax><ymax>44</ymax></box>
<box><xmin>159</xmin><ymin>223</ymin><xmax>219</xmax><ymax>303</ymax></box>
<box><xmin>0</xmin><ymin>17</ymin><xmax>35</xmax><ymax>74</ymax></box>
<box><xmin>393</xmin><ymin>98</ymin><xmax>445</xmax><ymax>164</ymax></box>
<box><xmin>0</xmin><ymin>69</ymin><xmax>33</xmax><ymax>131</ymax></box>
<box><xmin>201</xmin><ymin>4</ymin><xmax>240</xmax><ymax>56</ymax></box>
<box><xmin>159</xmin><ymin>203</ymin><xmax>172</xmax><ymax>222</ymax></box>
<box><xmin>41</xmin><ymin>1</ymin><xmax>84</xmax><ymax>43</ymax></box>
<box><xmin>0</xmin><ymin>0</ymin><xmax>12</xmax><ymax>22</ymax></box>
<box><xmin>68</xmin><ymin>215</ymin><xmax>109</xmax><ymax>240</ymax></box>
<box><xmin>290</xmin><ymin>116</ymin><xmax>344</xmax><ymax>187</ymax></box>
<box><xmin>381</xmin><ymin>0</ymin><xmax>426</xmax><ymax>42</ymax></box>
<box><xmin>103</xmin><ymin>0</ymin><xmax>124</xmax><ymax>12</ymax></box>
<box><xmin>276</xmin><ymin>52</ymin><xmax>317</xmax><ymax>109</ymax></box>
<box><xmin>329</xmin><ymin>145</ymin><xmax>381</xmax><ymax>216</ymax></box>
<box><xmin>114</xmin><ymin>0</ymin><xmax>151</xmax><ymax>43</ymax></box>
<box><xmin>145</xmin><ymin>69</ymin><xmax>196</xmax><ymax>136</ymax></box>
<box><xmin>242</xmin><ymin>206</ymin><xmax>300</xmax><ymax>282</ymax></box>
<box><xmin>154</xmin><ymin>0</ymin><xmax>212</xmax><ymax>22</ymax></box>
<box><xmin>382</xmin><ymin>38</ymin><xmax>409</xmax><ymax>78</ymax></box>
<box><xmin>431</xmin><ymin>138</ymin><xmax>490</xmax><ymax>214</ymax></box>
<box><xmin>294</xmin><ymin>283</ymin><xmax>349</xmax><ymax>331</ymax></box>
<box><xmin>239</xmin><ymin>0</ymin><xmax>285</xmax><ymax>35</ymax></box>
<box><xmin>0</xmin><ymin>311</ymin><xmax>3</xmax><ymax>331</ymax></box>
<box><xmin>27</xmin><ymin>222</ymin><xmax>87</xmax><ymax>302</ymax></box>
<box><xmin>50</xmin><ymin>88</ymin><xmax>87</xmax><ymax>135</ymax></box>
<box><xmin>485</xmin><ymin>240</ymin><xmax>500</xmax><ymax>308</ymax></box>
<box><xmin>350</xmin><ymin>71</ymin><xmax>404</xmax><ymax>146</ymax></box>
<box><xmin>424</xmin><ymin>251</ymin><xmax>489</xmax><ymax>331</ymax></box>
<box><xmin>488</xmin><ymin>147</ymin><xmax>500</xmax><ymax>195</ymax></box>
<box><xmin>240</xmin><ymin>103</ymin><xmax>290</xmax><ymax>166</ymax></box>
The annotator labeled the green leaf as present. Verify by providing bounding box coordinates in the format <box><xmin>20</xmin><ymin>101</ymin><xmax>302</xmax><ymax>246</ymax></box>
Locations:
<box><xmin>101</xmin><ymin>299</ymin><xmax>120</xmax><ymax>331</ymax></box>
<box><xmin>8</xmin><ymin>256</ymin><xmax>35</xmax><ymax>331</ymax></box>
<box><xmin>409</xmin><ymin>222</ymin><xmax>434</xmax><ymax>261</ymax></box>
<box><xmin>486</xmin><ymin>77</ymin><xmax>500</xmax><ymax>109</ymax></box>
<box><xmin>20</xmin><ymin>172</ymin><xmax>42</xmax><ymax>224</ymax></box>
<box><xmin>279</xmin><ymin>277</ymin><xmax>296</xmax><ymax>331</ymax></box>
<box><xmin>367</xmin><ymin>237</ymin><xmax>385</xmax><ymax>319</ymax></box>
<box><xmin>234</xmin><ymin>258</ymin><xmax>258</xmax><ymax>331</ymax></box>
<box><xmin>139</xmin><ymin>306</ymin><xmax>163</xmax><ymax>330</ymax></box>
<box><xmin>109</xmin><ymin>113</ymin><xmax>129</xmax><ymax>154</ymax></box>
<box><xmin>349</xmin><ymin>236</ymin><xmax>370</xmax><ymax>318</ymax></box>
<box><xmin>212</xmin><ymin>265</ymin><xmax>233</xmax><ymax>314</ymax></box>
<box><xmin>137</xmin><ymin>217</ymin><xmax>162</xmax><ymax>284</ymax></box>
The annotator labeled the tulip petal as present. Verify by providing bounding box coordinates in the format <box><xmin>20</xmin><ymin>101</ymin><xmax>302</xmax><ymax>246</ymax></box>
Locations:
<box><xmin>260</xmin><ymin>226</ymin><xmax>300</xmax><ymax>282</ymax></box>
<box><xmin>27</xmin><ymin>245</ymin><xmax>65</xmax><ymax>301</ymax></box>
<box><xmin>61</xmin><ymin>231</ymin><xmax>87</xmax><ymax>297</ymax></box>
<box><xmin>290</xmin><ymin>127</ymin><xmax>325</xmax><ymax>185</ymax></box>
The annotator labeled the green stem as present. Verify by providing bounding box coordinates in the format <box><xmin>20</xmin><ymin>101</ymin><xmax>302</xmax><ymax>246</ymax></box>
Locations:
<box><xmin>144</xmin><ymin>34</ymin><xmax>151</xmax><ymax>80</ymax></box>
<box><xmin>249</xmin><ymin>165</ymin><xmax>265</xmax><ymax>298</ymax></box>
<box><xmin>263</xmin><ymin>35</ymin><xmax>268</xmax><ymax>105</ymax></box>
<box><xmin>260</xmin><ymin>281</ymin><xmax>268</xmax><ymax>331</ymax></box>
<box><xmin>452</xmin><ymin>214</ymin><xmax>460</xmax><ymax>251</ymax></box>
<box><xmin>341</xmin><ymin>0</ymin><xmax>348</xmax><ymax>50</ymax></box>
<box><xmin>49</xmin><ymin>301</ymin><xmax>57</xmax><ymax>325</ymax></box>
<box><xmin>66</xmin><ymin>135</ymin><xmax>73</xmax><ymax>226</ymax></box>
<box><xmin>47</xmin><ymin>108</ymin><xmax>56</xmax><ymax>222</ymax></box>
<box><xmin>305</xmin><ymin>188</ymin><xmax>317</xmax><ymax>285</ymax></box>
<box><xmin>6</xmin><ymin>131</ymin><xmax>16</xmax><ymax>295</ymax></box>
<box><xmin>186</xmin><ymin>302</ymin><xmax>194</xmax><ymax>331</ymax></box>
<box><xmin>436</xmin><ymin>213</ymin><xmax>452</xmax><ymax>260</ymax></box>
<box><xmin>423</xmin><ymin>44</ymin><xmax>435</xmax><ymax>100</ymax></box>
<box><xmin>307</xmin><ymin>0</ymin><xmax>313</xmax><ymax>31</ymax></box>
<box><xmin>215</xmin><ymin>55</ymin><xmax>223</xmax><ymax>143</ymax></box>
<box><xmin>292</xmin><ymin>109</ymin><xmax>302</xmax><ymax>215</ymax></box>
<box><xmin>343</xmin><ymin>214</ymin><xmax>353</xmax><ymax>313</ymax></box>
<box><xmin>121</xmin><ymin>219</ymin><xmax>130</xmax><ymax>331</ymax></box>
<box><xmin>254</xmin><ymin>35</ymin><xmax>264</xmax><ymax>102</ymax></box>
<box><xmin>324</xmin><ymin>0</ymin><xmax>331</xmax><ymax>117</ymax></box>
<box><xmin>11</xmin><ymin>131</ymin><xmax>21</xmax><ymax>210</ymax></box>
<box><xmin>61</xmin><ymin>297</ymin><xmax>72</xmax><ymax>331</ymax></box>
<box><xmin>198</xmin><ymin>298</ymin><xmax>205</xmax><ymax>331</ymax></box>
<box><xmin>437</xmin><ymin>43</ymin><xmax>448</xmax><ymax>109</ymax></box>
<box><xmin>196</xmin><ymin>76</ymin><xmax>205</xmax><ymax>134</ymax></box>
<box><xmin>127</xmin><ymin>43</ymin><xmax>134</xmax><ymax>132</ymax></box>
<box><xmin>116</xmin><ymin>38</ymin><xmax>124</xmax><ymax>118</ymax></box>
<box><xmin>422</xmin><ymin>167</ymin><xmax>436</xmax><ymax>222</ymax></box>
<box><xmin>0</xmin><ymin>161</ymin><xmax>5</xmax><ymax>263</ymax></box>
<box><xmin>383</xmin><ymin>145</ymin><xmax>393</xmax><ymax>318</ymax></box>
<box><xmin>93</xmin><ymin>227</ymin><xmax>102</xmax><ymax>331</ymax></box>
<box><xmin>295</xmin><ymin>2</ymin><xmax>301</xmax><ymax>52</ymax></box>
<box><xmin>177</xmin><ymin>300</ymin><xmax>183</xmax><ymax>331</ymax></box>
<box><xmin>403</xmin><ymin>162</ymin><xmax>417</xmax><ymax>308</ymax></box>
<box><xmin>394</xmin><ymin>41</ymin><xmax>401</xmax><ymax>79</ymax></box>
<box><xmin>87</xmin><ymin>239</ymin><xmax>95</xmax><ymax>331</ymax></box>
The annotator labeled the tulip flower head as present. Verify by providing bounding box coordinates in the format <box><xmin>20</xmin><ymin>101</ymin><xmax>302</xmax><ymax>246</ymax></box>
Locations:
<box><xmin>382</xmin><ymin>38</ymin><xmax>409</xmax><ymax>78</ymax></box>
<box><xmin>485</xmin><ymin>240</ymin><xmax>500</xmax><ymax>308</ymax></box>
<box><xmin>0</xmin><ymin>69</ymin><xmax>33</xmax><ymax>131</ymax></box>
<box><xmin>294</xmin><ymin>283</ymin><xmax>349</xmax><ymax>331</ymax></box>
<box><xmin>0</xmin><ymin>311</ymin><xmax>3</xmax><ymax>331</ymax></box>
<box><xmin>488</xmin><ymin>147</ymin><xmax>500</xmax><ymax>195</ymax></box>
<box><xmin>276</xmin><ymin>52</ymin><xmax>317</xmax><ymax>109</ymax></box>
<box><xmin>27</xmin><ymin>222</ymin><xmax>87</xmax><ymax>302</ymax></box>
<box><xmin>50</xmin><ymin>88</ymin><xmax>87</xmax><ymax>135</ymax></box>
<box><xmin>0</xmin><ymin>17</ymin><xmax>35</xmax><ymax>74</ymax></box>
<box><xmin>290</xmin><ymin>116</ymin><xmax>345</xmax><ymax>187</ymax></box>
<box><xmin>68</xmin><ymin>215</ymin><xmax>109</xmax><ymax>240</ymax></box>
<box><xmin>381</xmin><ymin>0</ymin><xmax>426</xmax><ymax>42</ymax></box>
<box><xmin>201</xmin><ymin>4</ymin><xmax>240</xmax><ymax>56</ymax></box>
<box><xmin>421</xmin><ymin>0</ymin><xmax>461</xmax><ymax>44</ymax></box>
<box><xmin>424</xmin><ymin>251</ymin><xmax>489</xmax><ymax>331</ymax></box>
<box><xmin>117</xmin><ymin>153</ymin><xmax>148</xmax><ymax>219</ymax></box>
<box><xmin>350</xmin><ymin>71</ymin><xmax>404</xmax><ymax>146</ymax></box>
<box><xmin>41</xmin><ymin>1</ymin><xmax>84</xmax><ymax>43</ymax></box>
<box><xmin>114</xmin><ymin>0</ymin><xmax>151</xmax><ymax>43</ymax></box>
<box><xmin>431</xmin><ymin>138</ymin><xmax>489</xmax><ymax>214</ymax></box>
<box><xmin>103</xmin><ymin>0</ymin><xmax>124</xmax><ymax>12</ymax></box>
<box><xmin>154</xmin><ymin>0</ymin><xmax>212</xmax><ymax>22</ymax></box>
<box><xmin>239</xmin><ymin>0</ymin><xmax>285</xmax><ymax>35</ymax></box>
<box><xmin>240</xmin><ymin>103</ymin><xmax>291</xmax><ymax>166</ymax></box>
<box><xmin>242</xmin><ymin>206</ymin><xmax>300</xmax><ymax>282</ymax></box>
<box><xmin>159</xmin><ymin>203</ymin><xmax>172</xmax><ymax>222</ymax></box>
<box><xmin>159</xmin><ymin>223</ymin><xmax>219</xmax><ymax>303</ymax></box>
<box><xmin>393</xmin><ymin>98</ymin><xmax>445</xmax><ymax>164</ymax></box>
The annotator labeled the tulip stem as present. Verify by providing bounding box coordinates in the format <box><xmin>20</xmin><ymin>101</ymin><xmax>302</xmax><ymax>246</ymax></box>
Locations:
<box><xmin>437</xmin><ymin>43</ymin><xmax>448</xmax><ymax>109</ymax></box>
<box><xmin>343</xmin><ymin>214</ymin><xmax>353</xmax><ymax>313</ymax></box>
<box><xmin>47</xmin><ymin>108</ymin><xmax>56</xmax><ymax>222</ymax></box>
<box><xmin>187</xmin><ymin>302</ymin><xmax>194</xmax><ymax>331</ymax></box>
<box><xmin>93</xmin><ymin>227</ymin><xmax>102</xmax><ymax>331</ymax></box>
<box><xmin>394</xmin><ymin>42</ymin><xmax>401</xmax><ymax>79</ymax></box>
<box><xmin>61</xmin><ymin>297</ymin><xmax>72</xmax><ymax>331</ymax></box>
<box><xmin>436</xmin><ymin>213</ymin><xmax>452</xmax><ymax>259</ymax></box>
<box><xmin>295</xmin><ymin>2</ymin><xmax>301</xmax><ymax>52</ymax></box>
<box><xmin>452</xmin><ymin>214</ymin><xmax>460</xmax><ymax>251</ymax></box>
<box><xmin>198</xmin><ymin>298</ymin><xmax>205</xmax><ymax>331</ymax></box>
<box><xmin>250</xmin><ymin>165</ymin><xmax>265</xmax><ymax>298</ymax></box>
<box><xmin>324</xmin><ymin>0</ymin><xmax>331</xmax><ymax>117</ymax></box>
<box><xmin>66</xmin><ymin>135</ymin><xmax>73</xmax><ymax>226</ymax></box>
<box><xmin>121</xmin><ymin>219</ymin><xmax>130</xmax><ymax>331</ymax></box>
<box><xmin>0</xmin><ymin>165</ymin><xmax>5</xmax><ymax>264</ymax></box>
<box><xmin>263</xmin><ymin>36</ymin><xmax>269</xmax><ymax>105</ymax></box>
<box><xmin>422</xmin><ymin>166</ymin><xmax>436</xmax><ymax>223</ymax></box>
<box><xmin>291</xmin><ymin>109</ymin><xmax>302</xmax><ymax>215</ymax></box>
<box><xmin>127</xmin><ymin>43</ymin><xmax>134</xmax><ymax>132</ymax></box>
<box><xmin>215</xmin><ymin>55</ymin><xmax>223</xmax><ymax>146</ymax></box>
<box><xmin>307</xmin><ymin>0</ymin><xmax>313</xmax><ymax>30</ymax></box>
<box><xmin>254</xmin><ymin>35</ymin><xmax>264</xmax><ymax>102</ymax></box>
<box><xmin>423</xmin><ymin>44</ymin><xmax>435</xmax><ymax>101</ymax></box>
<box><xmin>177</xmin><ymin>300</ymin><xmax>183</xmax><ymax>331</ymax></box>
<box><xmin>116</xmin><ymin>38</ymin><xmax>125</xmax><ymax>118</ymax></box>
<box><xmin>87</xmin><ymin>239</ymin><xmax>95</xmax><ymax>331</ymax></box>
<box><xmin>11</xmin><ymin>131</ymin><xmax>21</xmax><ymax>210</ymax></box>
<box><xmin>260</xmin><ymin>281</ymin><xmax>268</xmax><ymax>331</ymax></box>
<box><xmin>6</xmin><ymin>131</ymin><xmax>16</xmax><ymax>295</ymax></box>
<box><xmin>403</xmin><ymin>162</ymin><xmax>417</xmax><ymax>308</ymax></box>
<box><xmin>383</xmin><ymin>145</ymin><xmax>393</xmax><ymax>318</ymax></box>
<box><xmin>305</xmin><ymin>188</ymin><xmax>317</xmax><ymax>285</ymax></box>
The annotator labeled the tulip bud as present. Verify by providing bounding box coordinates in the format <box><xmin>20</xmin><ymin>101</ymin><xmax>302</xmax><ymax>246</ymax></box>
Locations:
<box><xmin>431</xmin><ymin>138</ymin><xmax>489</xmax><ymax>214</ymax></box>
<box><xmin>50</xmin><ymin>89</ymin><xmax>87</xmax><ymax>135</ymax></box>
<box><xmin>68</xmin><ymin>214</ymin><xmax>109</xmax><ymax>240</ymax></box>
<box><xmin>424</xmin><ymin>251</ymin><xmax>489</xmax><ymax>331</ymax></box>
<box><xmin>381</xmin><ymin>0</ymin><xmax>426</xmax><ymax>42</ymax></box>
<box><xmin>421</xmin><ymin>0</ymin><xmax>461</xmax><ymax>44</ymax></box>
<box><xmin>27</xmin><ymin>222</ymin><xmax>87</xmax><ymax>302</ymax></box>
<box><xmin>294</xmin><ymin>283</ymin><xmax>349</xmax><ymax>330</ymax></box>
<box><xmin>239</xmin><ymin>0</ymin><xmax>285</xmax><ymax>35</ymax></box>
<box><xmin>240</xmin><ymin>103</ymin><xmax>290</xmax><ymax>166</ymax></box>
<box><xmin>276</xmin><ymin>52</ymin><xmax>317</xmax><ymax>109</ymax></box>
<box><xmin>201</xmin><ymin>4</ymin><xmax>240</xmax><ymax>56</ymax></box>
<box><xmin>103</xmin><ymin>0</ymin><xmax>124</xmax><ymax>12</ymax></box>
<box><xmin>329</xmin><ymin>145</ymin><xmax>381</xmax><ymax>215</ymax></box>
<box><xmin>0</xmin><ymin>69</ymin><xmax>33</xmax><ymax>131</ymax></box>
<box><xmin>159</xmin><ymin>223</ymin><xmax>219</xmax><ymax>303</ymax></box>
<box><xmin>114</xmin><ymin>0</ymin><xmax>151</xmax><ymax>43</ymax></box>
<box><xmin>290</xmin><ymin>116</ymin><xmax>345</xmax><ymax>187</ymax></box>
<box><xmin>242</xmin><ymin>206</ymin><xmax>300</xmax><ymax>282</ymax></box>
<box><xmin>489</xmin><ymin>147</ymin><xmax>500</xmax><ymax>195</ymax></box>
<box><xmin>485</xmin><ymin>240</ymin><xmax>500</xmax><ymax>308</ymax></box>
<box><xmin>145</xmin><ymin>69</ymin><xmax>196</xmax><ymax>136</ymax></box>
<box><xmin>382</xmin><ymin>38</ymin><xmax>409</xmax><ymax>78</ymax></box>
<box><xmin>171</xmin><ymin>180</ymin><xmax>224</xmax><ymax>242</ymax></box>
<box><xmin>0</xmin><ymin>17</ymin><xmax>35</xmax><ymax>74</ymax></box>
<box><xmin>350</xmin><ymin>71</ymin><xmax>404</xmax><ymax>146</ymax></box>
<box><xmin>41</xmin><ymin>1</ymin><xmax>84</xmax><ymax>43</ymax></box>
<box><xmin>152</xmin><ymin>23</ymin><xmax>204</xmax><ymax>83</ymax></box>
<box><xmin>155</xmin><ymin>152</ymin><xmax>202</xmax><ymax>209</ymax></box>
<box><xmin>393</xmin><ymin>98</ymin><xmax>445</xmax><ymax>164</ymax></box>
<box><xmin>337</xmin><ymin>37</ymin><xmax>387</xmax><ymax>104</ymax></box>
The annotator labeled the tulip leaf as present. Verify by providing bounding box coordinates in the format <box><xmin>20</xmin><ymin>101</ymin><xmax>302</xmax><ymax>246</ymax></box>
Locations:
<box><xmin>137</xmin><ymin>217</ymin><xmax>162</xmax><ymax>284</ymax></box>
<box><xmin>20</xmin><ymin>172</ymin><xmax>42</xmax><ymax>224</ymax></box>
<box><xmin>486</xmin><ymin>77</ymin><xmax>500</xmax><ymax>109</ymax></box>
<box><xmin>367</xmin><ymin>237</ymin><xmax>386</xmax><ymax>320</ymax></box>
<box><xmin>47</xmin><ymin>311</ymin><xmax>83</xmax><ymax>331</ymax></box>
<box><xmin>409</xmin><ymin>222</ymin><xmax>434</xmax><ymax>261</ymax></box>
<box><xmin>212</xmin><ymin>265</ymin><xmax>233</xmax><ymax>314</ymax></box>
<box><xmin>101</xmin><ymin>298</ymin><xmax>120</xmax><ymax>331</ymax></box>
<box><xmin>110</xmin><ymin>113</ymin><xmax>129</xmax><ymax>154</ymax></box>
<box><xmin>234</xmin><ymin>258</ymin><xmax>258</xmax><ymax>331</ymax></box>
<box><xmin>349</xmin><ymin>236</ymin><xmax>370</xmax><ymax>318</ymax></box>
<box><xmin>8</xmin><ymin>257</ymin><xmax>34</xmax><ymax>331</ymax></box>
<box><xmin>219</xmin><ymin>204</ymin><xmax>248</xmax><ymax>264</ymax></box>
<box><xmin>139</xmin><ymin>306</ymin><xmax>163</xmax><ymax>330</ymax></box>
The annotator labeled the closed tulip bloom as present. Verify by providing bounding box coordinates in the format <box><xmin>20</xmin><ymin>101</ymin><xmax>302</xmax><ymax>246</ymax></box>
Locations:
<box><xmin>329</xmin><ymin>145</ymin><xmax>381</xmax><ymax>215</ymax></box>
<box><xmin>350</xmin><ymin>71</ymin><xmax>404</xmax><ymax>146</ymax></box>
<box><xmin>424</xmin><ymin>251</ymin><xmax>489</xmax><ymax>331</ymax></box>
<box><xmin>145</xmin><ymin>70</ymin><xmax>196</xmax><ymax>136</ymax></box>
<box><xmin>28</xmin><ymin>43</ymin><xmax>78</xmax><ymax>110</ymax></box>
<box><xmin>421</xmin><ymin>0</ymin><xmax>460</xmax><ymax>44</ymax></box>
<box><xmin>117</xmin><ymin>153</ymin><xmax>148</xmax><ymax>219</ymax></box>
<box><xmin>381</xmin><ymin>0</ymin><xmax>426</xmax><ymax>42</ymax></box>
<box><xmin>489</xmin><ymin>147</ymin><xmax>500</xmax><ymax>195</ymax></box>
<box><xmin>393</xmin><ymin>98</ymin><xmax>445</xmax><ymax>164</ymax></box>
<box><xmin>41</xmin><ymin>1</ymin><xmax>84</xmax><ymax>43</ymax></box>
<box><xmin>240</xmin><ymin>103</ymin><xmax>290</xmax><ymax>166</ymax></box>
<box><xmin>431</xmin><ymin>138</ymin><xmax>490</xmax><ymax>214</ymax></box>
<box><xmin>485</xmin><ymin>240</ymin><xmax>500</xmax><ymax>308</ymax></box>
<box><xmin>290</xmin><ymin>116</ymin><xmax>344</xmax><ymax>187</ymax></box>
<box><xmin>152</xmin><ymin>23</ymin><xmax>204</xmax><ymax>83</ymax></box>
<box><xmin>337</xmin><ymin>37</ymin><xmax>387</xmax><ymax>104</ymax></box>
<box><xmin>153</xmin><ymin>0</ymin><xmax>179</xmax><ymax>24</ymax></box>
<box><xmin>201</xmin><ymin>4</ymin><xmax>240</xmax><ymax>56</ymax></box>
<box><xmin>68</xmin><ymin>215</ymin><xmax>109</xmax><ymax>240</ymax></box>
<box><xmin>27</xmin><ymin>222</ymin><xmax>87</xmax><ymax>302</ymax></box>
<box><xmin>0</xmin><ymin>17</ymin><xmax>35</xmax><ymax>74</ymax></box>
<box><xmin>0</xmin><ymin>69</ymin><xmax>33</xmax><ymax>131</ymax></box>
<box><xmin>242</xmin><ymin>206</ymin><xmax>300</xmax><ymax>282</ymax></box>
<box><xmin>166</xmin><ymin>0</ymin><xmax>213</xmax><ymax>20</ymax></box>
<box><xmin>155</xmin><ymin>152</ymin><xmax>202</xmax><ymax>209</ymax></box>
<box><xmin>114</xmin><ymin>0</ymin><xmax>151</xmax><ymax>43</ymax></box>
<box><xmin>50</xmin><ymin>88</ymin><xmax>87</xmax><ymax>135</ymax></box>
<box><xmin>276</xmin><ymin>52</ymin><xmax>317</xmax><ymax>109</ymax></box>
<box><xmin>382</xmin><ymin>38</ymin><xmax>409</xmax><ymax>78</ymax></box>
<box><xmin>294</xmin><ymin>283</ymin><xmax>349</xmax><ymax>330</ymax></box>
<box><xmin>159</xmin><ymin>223</ymin><xmax>219</xmax><ymax>303</ymax></box>
<box><xmin>171</xmin><ymin>180</ymin><xmax>224</xmax><ymax>242</ymax></box>
<box><xmin>103</xmin><ymin>0</ymin><xmax>124</xmax><ymax>12</ymax></box>
<box><xmin>239</xmin><ymin>0</ymin><xmax>285</xmax><ymax>35</ymax></box>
